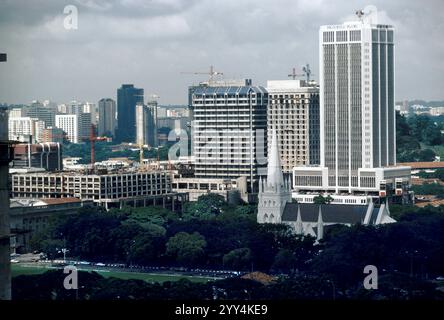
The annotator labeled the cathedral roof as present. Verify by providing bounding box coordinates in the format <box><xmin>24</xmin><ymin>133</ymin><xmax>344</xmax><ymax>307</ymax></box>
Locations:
<box><xmin>282</xmin><ymin>203</ymin><xmax>374</xmax><ymax>224</ymax></box>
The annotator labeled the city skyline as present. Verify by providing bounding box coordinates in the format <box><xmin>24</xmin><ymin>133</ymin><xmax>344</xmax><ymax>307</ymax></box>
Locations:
<box><xmin>0</xmin><ymin>0</ymin><xmax>443</xmax><ymax>105</ymax></box>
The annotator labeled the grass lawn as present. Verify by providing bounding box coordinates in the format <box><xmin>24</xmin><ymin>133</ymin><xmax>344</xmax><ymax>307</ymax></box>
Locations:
<box><xmin>11</xmin><ymin>264</ymin><xmax>219</xmax><ymax>283</ymax></box>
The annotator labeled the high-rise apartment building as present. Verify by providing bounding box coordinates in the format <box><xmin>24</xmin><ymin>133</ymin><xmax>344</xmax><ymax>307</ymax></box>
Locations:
<box><xmin>55</xmin><ymin>114</ymin><xmax>79</xmax><ymax>143</ymax></box>
<box><xmin>293</xmin><ymin>9</ymin><xmax>411</xmax><ymax>196</ymax></box>
<box><xmin>266</xmin><ymin>80</ymin><xmax>320</xmax><ymax>172</ymax></box>
<box><xmin>8</xmin><ymin>117</ymin><xmax>45</xmax><ymax>143</ymax></box>
<box><xmin>65</xmin><ymin>101</ymin><xmax>92</xmax><ymax>140</ymax></box>
<box><xmin>98</xmin><ymin>98</ymin><xmax>116</xmax><ymax>137</ymax></box>
<box><xmin>190</xmin><ymin>79</ymin><xmax>268</xmax><ymax>192</ymax></box>
<box><xmin>116</xmin><ymin>84</ymin><xmax>144</xmax><ymax>142</ymax></box>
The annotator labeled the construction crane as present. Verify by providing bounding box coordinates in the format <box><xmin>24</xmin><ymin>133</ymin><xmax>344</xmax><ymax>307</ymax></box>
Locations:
<box><xmin>181</xmin><ymin>65</ymin><xmax>223</xmax><ymax>84</ymax></box>
<box><xmin>288</xmin><ymin>64</ymin><xmax>314</xmax><ymax>82</ymax></box>
<box><xmin>83</xmin><ymin>124</ymin><xmax>108</xmax><ymax>166</ymax></box>
<box><xmin>288</xmin><ymin>67</ymin><xmax>304</xmax><ymax>80</ymax></box>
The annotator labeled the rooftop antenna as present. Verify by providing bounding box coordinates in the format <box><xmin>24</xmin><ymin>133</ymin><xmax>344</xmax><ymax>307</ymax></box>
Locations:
<box><xmin>302</xmin><ymin>64</ymin><xmax>312</xmax><ymax>82</ymax></box>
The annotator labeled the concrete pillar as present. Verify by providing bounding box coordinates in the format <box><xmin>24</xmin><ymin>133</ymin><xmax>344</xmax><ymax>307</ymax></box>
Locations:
<box><xmin>0</xmin><ymin>107</ymin><xmax>11</xmax><ymax>300</ymax></box>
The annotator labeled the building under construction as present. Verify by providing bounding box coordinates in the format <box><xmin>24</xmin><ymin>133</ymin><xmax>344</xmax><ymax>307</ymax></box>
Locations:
<box><xmin>11</xmin><ymin>167</ymin><xmax>188</xmax><ymax>212</ymax></box>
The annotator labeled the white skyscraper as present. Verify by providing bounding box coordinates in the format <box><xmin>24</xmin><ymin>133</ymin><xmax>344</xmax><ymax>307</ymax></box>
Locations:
<box><xmin>293</xmin><ymin>7</ymin><xmax>411</xmax><ymax>198</ymax></box>
<box><xmin>135</xmin><ymin>103</ymin><xmax>157</xmax><ymax>148</ymax></box>
<box><xmin>8</xmin><ymin>117</ymin><xmax>45</xmax><ymax>143</ymax></box>
<box><xmin>56</xmin><ymin>114</ymin><xmax>79</xmax><ymax>143</ymax></box>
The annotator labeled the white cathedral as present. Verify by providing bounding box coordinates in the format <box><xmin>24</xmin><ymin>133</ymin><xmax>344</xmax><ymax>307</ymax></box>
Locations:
<box><xmin>257</xmin><ymin>130</ymin><xmax>396</xmax><ymax>241</ymax></box>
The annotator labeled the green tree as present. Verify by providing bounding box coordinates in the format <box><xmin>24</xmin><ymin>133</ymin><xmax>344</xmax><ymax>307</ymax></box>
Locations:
<box><xmin>313</xmin><ymin>195</ymin><xmax>333</xmax><ymax>205</ymax></box>
<box><xmin>166</xmin><ymin>232</ymin><xmax>207</xmax><ymax>266</ymax></box>
<box><xmin>121</xmin><ymin>206</ymin><xmax>178</xmax><ymax>227</ymax></box>
<box><xmin>223</xmin><ymin>248</ymin><xmax>252</xmax><ymax>270</ymax></box>
<box><xmin>183</xmin><ymin>194</ymin><xmax>226</xmax><ymax>220</ymax></box>
<box><xmin>271</xmin><ymin>249</ymin><xmax>298</xmax><ymax>273</ymax></box>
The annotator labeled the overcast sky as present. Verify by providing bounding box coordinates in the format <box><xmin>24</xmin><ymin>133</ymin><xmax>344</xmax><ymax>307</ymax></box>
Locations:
<box><xmin>0</xmin><ymin>0</ymin><xmax>443</xmax><ymax>105</ymax></box>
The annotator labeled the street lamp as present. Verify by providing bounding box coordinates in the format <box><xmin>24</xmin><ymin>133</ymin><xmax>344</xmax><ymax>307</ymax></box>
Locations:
<box><xmin>326</xmin><ymin>279</ymin><xmax>336</xmax><ymax>300</ymax></box>
<box><xmin>57</xmin><ymin>248</ymin><xmax>69</xmax><ymax>264</ymax></box>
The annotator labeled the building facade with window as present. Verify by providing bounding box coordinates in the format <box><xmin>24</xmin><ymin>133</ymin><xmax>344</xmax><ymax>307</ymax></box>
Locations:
<box><xmin>293</xmin><ymin>11</ymin><xmax>411</xmax><ymax>199</ymax></box>
<box><xmin>189</xmin><ymin>79</ymin><xmax>268</xmax><ymax>193</ymax></box>
<box><xmin>266</xmin><ymin>80</ymin><xmax>320</xmax><ymax>172</ymax></box>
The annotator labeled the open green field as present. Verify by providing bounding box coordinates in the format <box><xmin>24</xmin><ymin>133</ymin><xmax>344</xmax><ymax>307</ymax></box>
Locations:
<box><xmin>11</xmin><ymin>264</ymin><xmax>219</xmax><ymax>283</ymax></box>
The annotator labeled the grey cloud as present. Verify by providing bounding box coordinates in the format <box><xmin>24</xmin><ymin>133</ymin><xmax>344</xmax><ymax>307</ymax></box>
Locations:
<box><xmin>0</xmin><ymin>0</ymin><xmax>443</xmax><ymax>105</ymax></box>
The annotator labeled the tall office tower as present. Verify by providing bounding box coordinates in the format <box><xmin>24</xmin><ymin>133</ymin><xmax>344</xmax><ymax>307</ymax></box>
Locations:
<box><xmin>136</xmin><ymin>103</ymin><xmax>158</xmax><ymax>148</ymax></box>
<box><xmin>293</xmin><ymin>8</ymin><xmax>411</xmax><ymax>196</ymax></box>
<box><xmin>116</xmin><ymin>84</ymin><xmax>144</xmax><ymax>142</ymax></box>
<box><xmin>78</xmin><ymin>112</ymin><xmax>91</xmax><ymax>140</ymax></box>
<box><xmin>190</xmin><ymin>79</ymin><xmax>268</xmax><ymax>193</ymax></box>
<box><xmin>42</xmin><ymin>100</ymin><xmax>59</xmax><ymax>116</ymax></box>
<box><xmin>8</xmin><ymin>117</ymin><xmax>45</xmax><ymax>143</ymax></box>
<box><xmin>98</xmin><ymin>98</ymin><xmax>117</xmax><ymax>137</ymax></box>
<box><xmin>25</xmin><ymin>100</ymin><xmax>56</xmax><ymax>127</ymax></box>
<box><xmin>83</xmin><ymin>102</ymin><xmax>98</xmax><ymax>125</ymax></box>
<box><xmin>56</xmin><ymin>114</ymin><xmax>80</xmax><ymax>143</ymax></box>
<box><xmin>266</xmin><ymin>80</ymin><xmax>320</xmax><ymax>172</ymax></box>
<box><xmin>146</xmin><ymin>100</ymin><xmax>158</xmax><ymax>147</ymax></box>
<box><xmin>65</xmin><ymin>102</ymin><xmax>91</xmax><ymax>141</ymax></box>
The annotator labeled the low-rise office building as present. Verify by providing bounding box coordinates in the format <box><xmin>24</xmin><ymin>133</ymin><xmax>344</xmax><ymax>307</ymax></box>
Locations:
<box><xmin>10</xmin><ymin>198</ymin><xmax>91</xmax><ymax>253</ymax></box>
<box><xmin>11</xmin><ymin>143</ymin><xmax>62</xmax><ymax>171</ymax></box>
<box><xmin>11</xmin><ymin>168</ymin><xmax>187</xmax><ymax>211</ymax></box>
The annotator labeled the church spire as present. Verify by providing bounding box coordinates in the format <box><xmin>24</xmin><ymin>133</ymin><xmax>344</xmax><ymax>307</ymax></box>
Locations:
<box><xmin>317</xmin><ymin>205</ymin><xmax>324</xmax><ymax>241</ymax></box>
<box><xmin>295</xmin><ymin>204</ymin><xmax>303</xmax><ymax>235</ymax></box>
<box><xmin>267</xmin><ymin>128</ymin><xmax>284</xmax><ymax>188</ymax></box>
